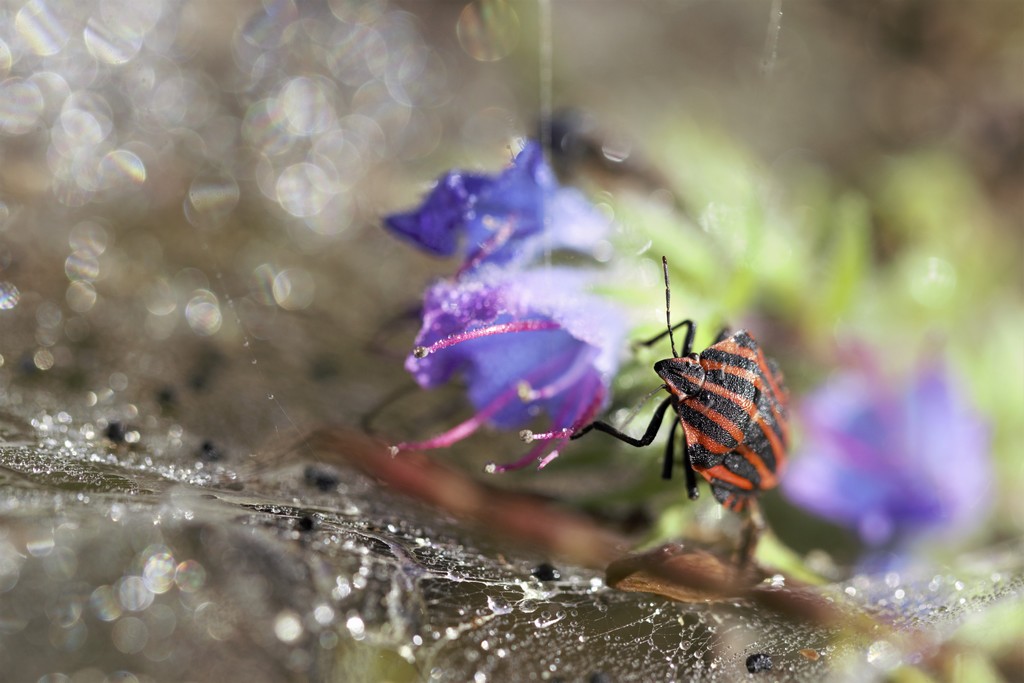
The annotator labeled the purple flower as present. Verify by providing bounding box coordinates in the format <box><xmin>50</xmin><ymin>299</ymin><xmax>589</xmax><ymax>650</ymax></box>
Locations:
<box><xmin>392</xmin><ymin>266</ymin><xmax>625</xmax><ymax>471</ymax></box>
<box><xmin>383</xmin><ymin>141</ymin><xmax>610</xmax><ymax>272</ymax></box>
<box><xmin>782</xmin><ymin>358</ymin><xmax>992</xmax><ymax>547</ymax></box>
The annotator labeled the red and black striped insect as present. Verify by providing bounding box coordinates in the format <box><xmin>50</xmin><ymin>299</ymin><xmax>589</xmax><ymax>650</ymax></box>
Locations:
<box><xmin>572</xmin><ymin>257</ymin><xmax>789</xmax><ymax>514</ymax></box>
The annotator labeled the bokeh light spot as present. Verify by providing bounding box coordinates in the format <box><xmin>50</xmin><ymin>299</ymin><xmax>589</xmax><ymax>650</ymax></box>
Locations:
<box><xmin>15</xmin><ymin>0</ymin><xmax>71</xmax><ymax>57</ymax></box>
<box><xmin>83</xmin><ymin>17</ymin><xmax>145</xmax><ymax>65</ymax></box>
<box><xmin>456</xmin><ymin>0</ymin><xmax>520</xmax><ymax>62</ymax></box>
<box><xmin>0</xmin><ymin>282</ymin><xmax>21</xmax><ymax>310</ymax></box>
<box><xmin>276</xmin><ymin>162</ymin><xmax>334</xmax><ymax>217</ymax></box>
<box><xmin>272</xmin><ymin>268</ymin><xmax>315</xmax><ymax>310</ymax></box>
<box><xmin>185</xmin><ymin>171</ymin><xmax>240</xmax><ymax>228</ymax></box>
<box><xmin>184</xmin><ymin>289</ymin><xmax>222</xmax><ymax>336</ymax></box>
<box><xmin>98</xmin><ymin>149</ymin><xmax>147</xmax><ymax>189</ymax></box>
<box><xmin>0</xmin><ymin>78</ymin><xmax>45</xmax><ymax>135</ymax></box>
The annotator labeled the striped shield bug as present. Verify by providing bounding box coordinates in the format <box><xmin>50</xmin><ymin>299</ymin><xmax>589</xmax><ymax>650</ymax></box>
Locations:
<box><xmin>572</xmin><ymin>257</ymin><xmax>789</xmax><ymax>557</ymax></box>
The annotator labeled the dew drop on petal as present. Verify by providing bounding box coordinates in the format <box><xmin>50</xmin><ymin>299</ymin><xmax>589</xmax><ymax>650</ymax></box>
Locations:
<box><xmin>456</xmin><ymin>0</ymin><xmax>520</xmax><ymax>62</ymax></box>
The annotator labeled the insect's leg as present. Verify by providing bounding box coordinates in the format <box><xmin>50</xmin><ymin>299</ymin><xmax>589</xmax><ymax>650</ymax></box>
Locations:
<box><xmin>713</xmin><ymin>327</ymin><xmax>731</xmax><ymax>344</ymax></box>
<box><xmin>636</xmin><ymin>319</ymin><xmax>697</xmax><ymax>355</ymax></box>
<box><xmin>571</xmin><ymin>396</ymin><xmax>673</xmax><ymax>447</ymax></box>
<box><xmin>734</xmin><ymin>498</ymin><xmax>766</xmax><ymax>568</ymax></box>
<box><xmin>680</xmin><ymin>429</ymin><xmax>700</xmax><ymax>500</ymax></box>
<box><xmin>662</xmin><ymin>419</ymin><xmax>678</xmax><ymax>480</ymax></box>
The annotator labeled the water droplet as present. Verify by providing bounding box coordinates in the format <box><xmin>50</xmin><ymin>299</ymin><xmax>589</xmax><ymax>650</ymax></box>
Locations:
<box><xmin>518</xmin><ymin>599</ymin><xmax>539</xmax><ymax>614</ymax></box>
<box><xmin>486</xmin><ymin>596</ymin><xmax>513</xmax><ymax>615</ymax></box>
<box><xmin>456</xmin><ymin>0</ymin><xmax>520</xmax><ymax>62</ymax></box>
<box><xmin>533</xmin><ymin>610</ymin><xmax>564</xmax><ymax>629</ymax></box>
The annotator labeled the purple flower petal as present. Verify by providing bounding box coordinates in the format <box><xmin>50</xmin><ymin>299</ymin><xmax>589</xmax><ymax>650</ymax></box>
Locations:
<box><xmin>406</xmin><ymin>266</ymin><xmax>625</xmax><ymax>434</ymax></box>
<box><xmin>384</xmin><ymin>171</ymin><xmax>489</xmax><ymax>256</ymax></box>
<box><xmin>782</xmin><ymin>360</ymin><xmax>992</xmax><ymax>547</ymax></box>
<box><xmin>383</xmin><ymin>141</ymin><xmax>610</xmax><ymax>270</ymax></box>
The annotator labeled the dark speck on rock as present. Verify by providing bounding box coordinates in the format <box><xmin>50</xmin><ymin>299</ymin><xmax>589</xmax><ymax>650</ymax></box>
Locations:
<box><xmin>531</xmin><ymin>562</ymin><xmax>561</xmax><ymax>582</ymax></box>
<box><xmin>198</xmin><ymin>440</ymin><xmax>223</xmax><ymax>462</ymax></box>
<box><xmin>296</xmin><ymin>515</ymin><xmax>317</xmax><ymax>532</ymax></box>
<box><xmin>746</xmin><ymin>653</ymin><xmax>773</xmax><ymax>673</ymax></box>
<box><xmin>105</xmin><ymin>421</ymin><xmax>127</xmax><ymax>443</ymax></box>
<box><xmin>156</xmin><ymin>386</ymin><xmax>177</xmax><ymax>407</ymax></box>
<box><xmin>304</xmin><ymin>465</ymin><xmax>340</xmax><ymax>492</ymax></box>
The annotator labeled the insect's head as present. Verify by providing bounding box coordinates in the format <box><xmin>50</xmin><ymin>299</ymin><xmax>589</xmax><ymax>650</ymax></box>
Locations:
<box><xmin>654</xmin><ymin>355</ymin><xmax>705</xmax><ymax>398</ymax></box>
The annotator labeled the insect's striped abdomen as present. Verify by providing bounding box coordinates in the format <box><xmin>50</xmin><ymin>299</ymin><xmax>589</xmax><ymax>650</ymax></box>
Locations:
<box><xmin>677</xmin><ymin>331</ymin><xmax>789</xmax><ymax>512</ymax></box>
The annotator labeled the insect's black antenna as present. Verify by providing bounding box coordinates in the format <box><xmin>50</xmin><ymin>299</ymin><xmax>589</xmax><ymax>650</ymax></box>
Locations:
<box><xmin>662</xmin><ymin>256</ymin><xmax>679</xmax><ymax>358</ymax></box>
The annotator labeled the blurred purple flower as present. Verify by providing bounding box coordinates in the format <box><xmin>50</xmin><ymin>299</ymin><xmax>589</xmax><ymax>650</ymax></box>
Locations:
<box><xmin>392</xmin><ymin>266</ymin><xmax>625</xmax><ymax>471</ymax></box>
<box><xmin>782</xmin><ymin>359</ymin><xmax>991</xmax><ymax>547</ymax></box>
<box><xmin>383</xmin><ymin>141</ymin><xmax>610</xmax><ymax>273</ymax></box>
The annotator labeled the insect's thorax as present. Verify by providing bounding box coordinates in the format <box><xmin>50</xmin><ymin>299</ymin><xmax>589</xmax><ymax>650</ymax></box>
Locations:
<box><xmin>654</xmin><ymin>356</ymin><xmax>705</xmax><ymax>399</ymax></box>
